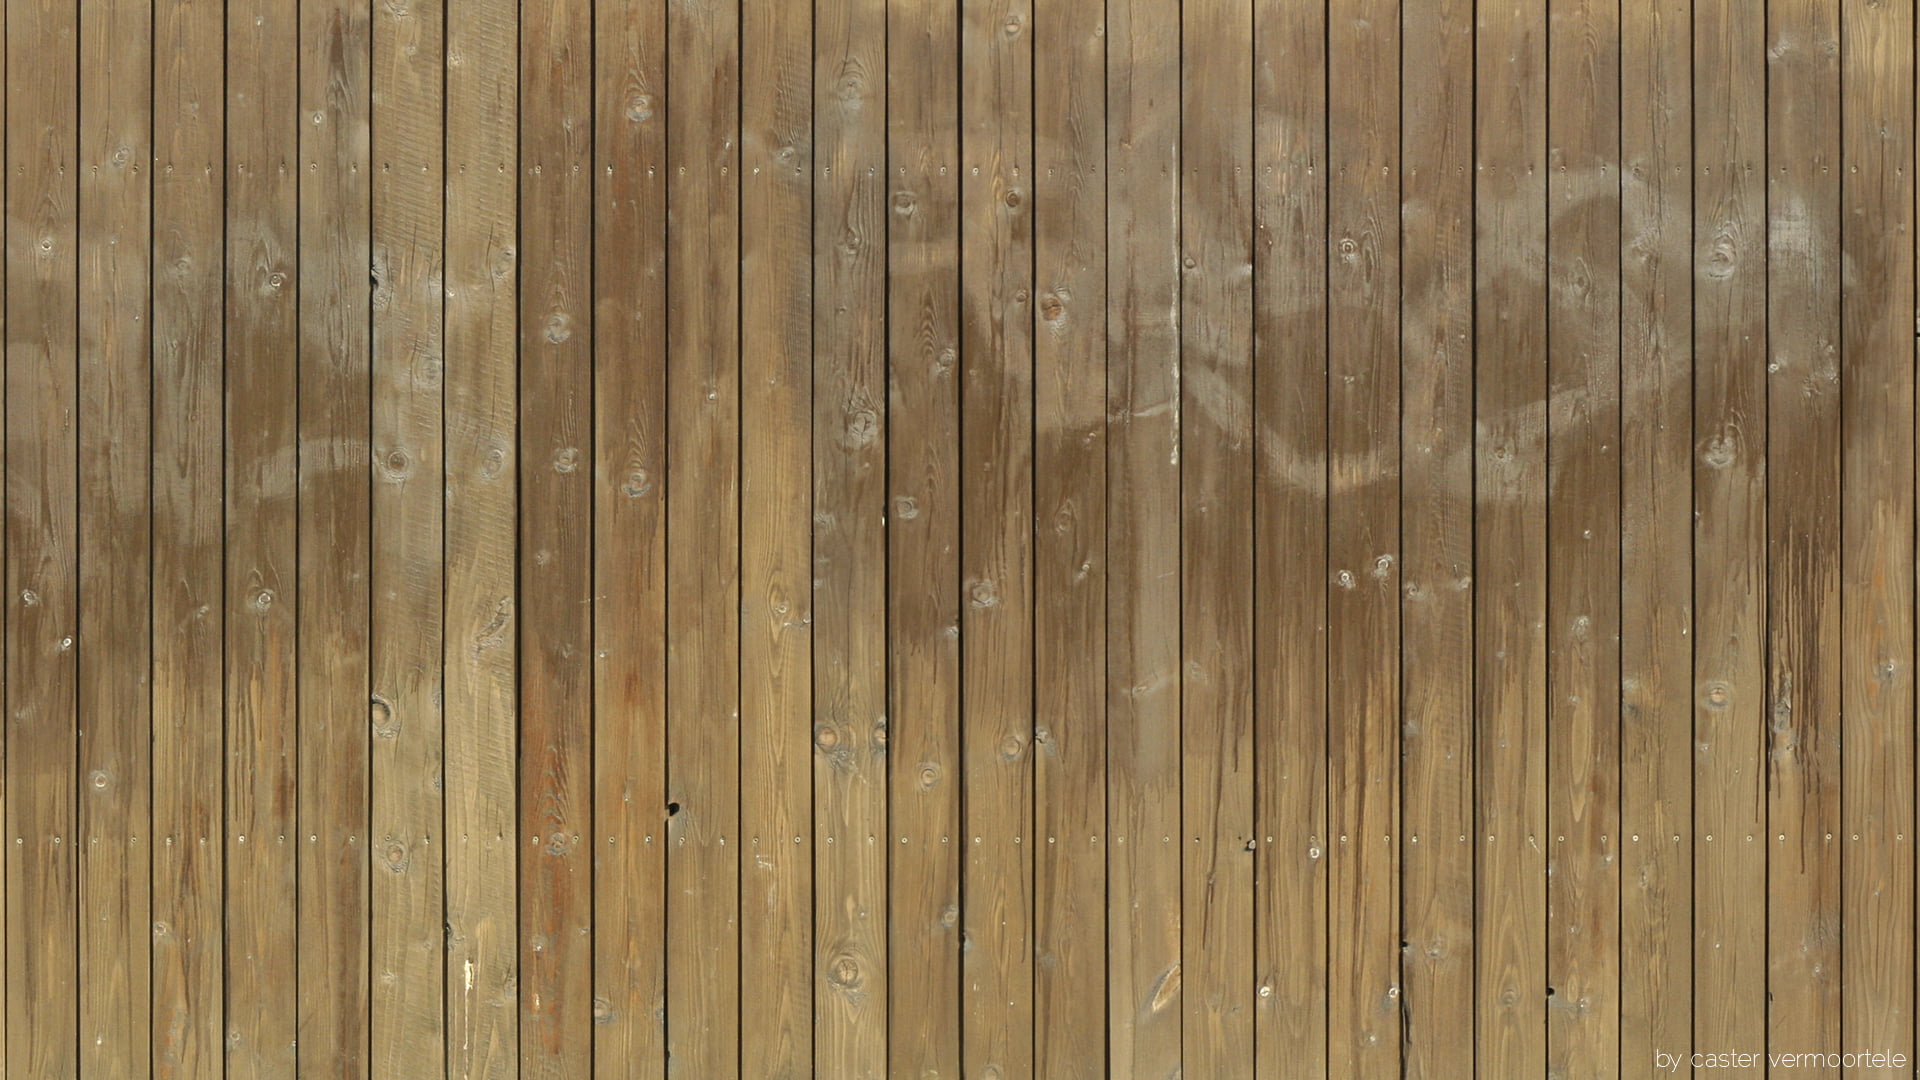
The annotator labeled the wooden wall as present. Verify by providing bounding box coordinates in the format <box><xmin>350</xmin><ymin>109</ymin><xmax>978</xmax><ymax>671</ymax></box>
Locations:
<box><xmin>5</xmin><ymin>0</ymin><xmax>1919</xmax><ymax>1075</ymax></box>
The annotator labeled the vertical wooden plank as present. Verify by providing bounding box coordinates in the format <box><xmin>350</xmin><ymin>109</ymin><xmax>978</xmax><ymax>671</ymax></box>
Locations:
<box><xmin>1765</xmin><ymin>0</ymin><xmax>1842</xmax><ymax>1070</ymax></box>
<box><xmin>5</xmin><ymin>0</ymin><xmax>80</xmax><ymax>1067</ymax></box>
<box><xmin>518</xmin><ymin>0</ymin><xmax>594</xmax><ymax>1070</ymax></box>
<box><xmin>1840</xmin><ymin>0</ymin><xmax>1916</xmax><ymax>1070</ymax></box>
<box><xmin>1105</xmin><ymin>0</ymin><xmax>1182</xmax><ymax>1072</ymax></box>
<box><xmin>1325</xmin><ymin>0</ymin><xmax>1401</xmax><ymax>1072</ymax></box>
<box><xmin>1543</xmin><ymin>0</ymin><xmax>1621</xmax><ymax>1073</ymax></box>
<box><xmin>886</xmin><ymin>0</ymin><xmax>964</xmax><ymax>1065</ymax></box>
<box><xmin>592</xmin><ymin>0</ymin><xmax>667</xmax><ymax>1068</ymax></box>
<box><xmin>152</xmin><ymin>0</ymin><xmax>226</xmax><ymax>1073</ymax></box>
<box><xmin>960</xmin><ymin>0</ymin><xmax>1035</xmax><ymax>1069</ymax></box>
<box><xmin>1253</xmin><ymin>0</ymin><xmax>1325</xmax><ymax>1073</ymax></box>
<box><xmin>296</xmin><ymin>0</ymin><xmax>374</xmax><ymax>1066</ymax></box>
<box><xmin>1618</xmin><ymin>0</ymin><xmax>1693</xmax><ymax>1069</ymax></box>
<box><xmin>1691</xmin><ymin>0</ymin><xmax>1766</xmax><ymax>1068</ymax></box>
<box><xmin>370</xmin><ymin>0</ymin><xmax>445</xmax><ymax>1068</ymax></box>
<box><xmin>1397</xmin><ymin>0</ymin><xmax>1473</xmax><ymax>1068</ymax></box>
<box><xmin>443</xmin><ymin>0</ymin><xmax>519</xmax><ymax>1061</ymax></box>
<box><xmin>77</xmin><ymin>0</ymin><xmax>152</xmax><ymax>1068</ymax></box>
<box><xmin>1031</xmin><ymin>0</ymin><xmax>1105</xmax><ymax>1070</ymax></box>
<box><xmin>663</xmin><ymin>0</ymin><xmax>741</xmax><ymax>1073</ymax></box>
<box><xmin>813</xmin><ymin>0</ymin><xmax>888</xmax><ymax>1067</ymax></box>
<box><xmin>1180</xmin><ymin>0</ymin><xmax>1255</xmax><ymax>1074</ymax></box>
<box><xmin>1474</xmin><ymin>0</ymin><xmax>1548</xmax><ymax>1072</ymax></box>
<box><xmin>741</xmin><ymin>0</ymin><xmax>814</xmax><ymax>1071</ymax></box>
<box><xmin>225</xmin><ymin>0</ymin><xmax>300</xmax><ymax>1068</ymax></box>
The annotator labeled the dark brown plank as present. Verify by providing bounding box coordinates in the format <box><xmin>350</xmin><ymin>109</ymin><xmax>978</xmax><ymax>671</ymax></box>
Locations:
<box><xmin>1765</xmin><ymin>0</ymin><xmax>1842</xmax><ymax>1070</ymax></box>
<box><xmin>1839</xmin><ymin>0</ymin><xmax>1916</xmax><ymax>1070</ymax></box>
<box><xmin>1618</xmin><ymin>0</ymin><xmax>1693</xmax><ymax>1069</ymax></box>
<box><xmin>1031</xmin><ymin>0</ymin><xmax>1106</xmax><ymax>1070</ymax></box>
<box><xmin>518</xmin><ymin>0</ymin><xmax>595</xmax><ymax>1072</ymax></box>
<box><xmin>1180</xmin><ymin>0</ymin><xmax>1255</xmax><ymax>1073</ymax></box>
<box><xmin>959</xmin><ymin>0</ymin><xmax>1036</xmax><ymax>1069</ymax></box>
<box><xmin>1474</xmin><ymin>0</ymin><xmax>1549</xmax><ymax>1072</ymax></box>
<box><xmin>812</xmin><ymin>0</ymin><xmax>888</xmax><ymax>1068</ymax></box>
<box><xmin>1105</xmin><ymin>0</ymin><xmax>1183</xmax><ymax>1072</ymax></box>
<box><xmin>886</xmin><ymin>0</ymin><xmax>965</xmax><ymax>1066</ymax></box>
<box><xmin>152</xmin><ymin>0</ymin><xmax>226</xmax><ymax>1074</ymax></box>
<box><xmin>1691</xmin><ymin>0</ymin><xmax>1767</xmax><ymax>1069</ymax></box>
<box><xmin>592</xmin><ymin>0</ymin><xmax>667</xmax><ymax>1070</ymax></box>
<box><xmin>663</xmin><ymin>0</ymin><xmax>742</xmax><ymax>1074</ymax></box>
<box><xmin>1396</xmin><ymin>0</ymin><xmax>1473</xmax><ymax>1069</ymax></box>
<box><xmin>7</xmin><ymin>0</ymin><xmax>81</xmax><ymax>1068</ymax></box>
<box><xmin>224</xmin><ymin>0</ymin><xmax>301</xmax><ymax>1069</ymax></box>
<box><xmin>740</xmin><ymin>0</ymin><xmax>814</xmax><ymax>1070</ymax></box>
<box><xmin>442</xmin><ymin>0</ymin><xmax>519</xmax><ymax>1063</ymax></box>
<box><xmin>1325</xmin><ymin>0</ymin><xmax>1401</xmax><ymax>1071</ymax></box>
<box><xmin>77</xmin><ymin>0</ymin><xmax>152</xmax><ymax>1070</ymax></box>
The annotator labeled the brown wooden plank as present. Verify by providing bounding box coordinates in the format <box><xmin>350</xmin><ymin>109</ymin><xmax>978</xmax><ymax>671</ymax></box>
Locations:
<box><xmin>77</xmin><ymin>0</ymin><xmax>153</xmax><ymax>1070</ymax></box>
<box><xmin>886</xmin><ymin>0</ymin><xmax>964</xmax><ymax>1066</ymax></box>
<box><xmin>1325</xmin><ymin>0</ymin><xmax>1401</xmax><ymax>1072</ymax></box>
<box><xmin>1104</xmin><ymin>0</ymin><xmax>1182</xmax><ymax>1072</ymax></box>
<box><xmin>1180</xmin><ymin>0</ymin><xmax>1255</xmax><ymax>1074</ymax></box>
<box><xmin>1765</xmin><ymin>0</ymin><xmax>1843</xmax><ymax>1070</ymax></box>
<box><xmin>1396</xmin><ymin>0</ymin><xmax>1473</xmax><ymax>1069</ymax></box>
<box><xmin>442</xmin><ymin>0</ymin><xmax>519</xmax><ymax>1062</ymax></box>
<box><xmin>370</xmin><ymin>0</ymin><xmax>445</xmax><ymax>1069</ymax></box>
<box><xmin>1543</xmin><ymin>0</ymin><xmax>1622</xmax><ymax>1073</ymax></box>
<box><xmin>151</xmin><ymin>0</ymin><xmax>226</xmax><ymax>1073</ymax></box>
<box><xmin>1840</xmin><ymin>0</ymin><xmax>1916</xmax><ymax>1071</ymax></box>
<box><xmin>6</xmin><ymin>0</ymin><xmax>81</xmax><ymax>1067</ymax></box>
<box><xmin>518</xmin><ymin>0</ymin><xmax>595</xmax><ymax>1072</ymax></box>
<box><xmin>811</xmin><ymin>0</ymin><xmax>888</xmax><ymax>1068</ymax></box>
<box><xmin>1690</xmin><ymin>0</ymin><xmax>1767</xmax><ymax>1069</ymax></box>
<box><xmin>959</xmin><ymin>0</ymin><xmax>1036</xmax><ymax>1070</ymax></box>
<box><xmin>663</xmin><ymin>0</ymin><xmax>742</xmax><ymax>1074</ymax></box>
<box><xmin>740</xmin><ymin>0</ymin><xmax>814</xmax><ymax>1070</ymax></box>
<box><xmin>224</xmin><ymin>0</ymin><xmax>301</xmax><ymax>1069</ymax></box>
<box><xmin>592</xmin><ymin>0</ymin><xmax>667</xmax><ymax>1070</ymax></box>
<box><xmin>296</xmin><ymin>0</ymin><xmax>374</xmax><ymax>1068</ymax></box>
<box><xmin>1474</xmin><ymin>0</ymin><xmax>1549</xmax><ymax>1072</ymax></box>
<box><xmin>1031</xmin><ymin>0</ymin><xmax>1106</xmax><ymax>1070</ymax></box>
<box><xmin>1618</xmin><ymin>0</ymin><xmax>1693</xmax><ymax>1069</ymax></box>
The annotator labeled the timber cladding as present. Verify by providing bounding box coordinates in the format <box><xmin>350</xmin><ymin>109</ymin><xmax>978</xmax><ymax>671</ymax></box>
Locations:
<box><xmin>3</xmin><ymin>0</ymin><xmax>1916</xmax><ymax>1075</ymax></box>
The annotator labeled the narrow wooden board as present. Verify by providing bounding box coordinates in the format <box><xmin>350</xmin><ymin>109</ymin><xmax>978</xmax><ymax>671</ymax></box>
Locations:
<box><xmin>886</xmin><ymin>0</ymin><xmax>965</xmax><ymax>1067</ymax></box>
<box><xmin>592</xmin><ymin>0</ymin><xmax>668</xmax><ymax>1071</ymax></box>
<box><xmin>369</xmin><ymin>0</ymin><xmax>446</xmax><ymax>1070</ymax></box>
<box><xmin>442</xmin><ymin>0</ymin><xmax>520</xmax><ymax>1065</ymax></box>
<box><xmin>517</xmin><ymin>0</ymin><xmax>595</xmax><ymax>1072</ymax></box>
<box><xmin>1764</xmin><ymin>0</ymin><xmax>1843</xmax><ymax>1069</ymax></box>
<box><xmin>1473</xmin><ymin>0</ymin><xmax>1549</xmax><ymax>1072</ymax></box>
<box><xmin>811</xmin><ymin>0</ymin><xmax>889</xmax><ymax>1069</ymax></box>
<box><xmin>1690</xmin><ymin>0</ymin><xmax>1767</xmax><ymax>1070</ymax></box>
<box><xmin>152</xmin><ymin>0</ymin><xmax>227</xmax><ymax>1073</ymax></box>
<box><xmin>1179</xmin><ymin>0</ymin><xmax>1255</xmax><ymax>1073</ymax></box>
<box><xmin>1396</xmin><ymin>0</ymin><xmax>1473</xmax><ymax>1069</ymax></box>
<box><xmin>663</xmin><ymin>0</ymin><xmax>742</xmax><ymax>1074</ymax></box>
<box><xmin>959</xmin><ymin>0</ymin><xmax>1036</xmax><ymax>1070</ymax></box>
<box><xmin>1031</xmin><ymin>0</ymin><xmax>1107</xmax><ymax>1070</ymax></box>
<box><xmin>1104</xmin><ymin>0</ymin><xmax>1183</xmax><ymax>1072</ymax></box>
<box><xmin>1839</xmin><ymin>0</ymin><xmax>1916</xmax><ymax>1070</ymax></box>
<box><xmin>740</xmin><ymin>0</ymin><xmax>814</xmax><ymax>1070</ymax></box>
<box><xmin>76</xmin><ymin>0</ymin><xmax>153</xmax><ymax>1071</ymax></box>
<box><xmin>6</xmin><ymin>0</ymin><xmax>82</xmax><ymax>1069</ymax></box>
<box><xmin>1544</xmin><ymin>0</ymin><xmax>1623</xmax><ymax>1073</ymax></box>
<box><xmin>1618</xmin><ymin>0</ymin><xmax>1693</xmax><ymax>1069</ymax></box>
<box><xmin>296</xmin><ymin>0</ymin><xmax>374</xmax><ymax>1068</ymax></box>
<box><xmin>1325</xmin><ymin>0</ymin><xmax>1401</xmax><ymax>1072</ymax></box>
<box><xmin>224</xmin><ymin>0</ymin><xmax>301</xmax><ymax>1069</ymax></box>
